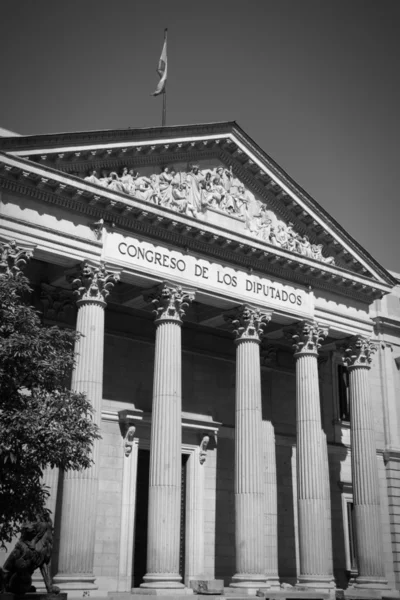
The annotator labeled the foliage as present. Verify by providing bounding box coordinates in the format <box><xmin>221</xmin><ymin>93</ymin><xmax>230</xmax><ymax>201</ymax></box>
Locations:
<box><xmin>0</xmin><ymin>272</ymin><xmax>100</xmax><ymax>546</ymax></box>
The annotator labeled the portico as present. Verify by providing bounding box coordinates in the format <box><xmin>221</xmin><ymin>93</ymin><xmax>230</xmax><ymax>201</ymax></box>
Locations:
<box><xmin>0</xmin><ymin>122</ymin><xmax>399</xmax><ymax>599</ymax></box>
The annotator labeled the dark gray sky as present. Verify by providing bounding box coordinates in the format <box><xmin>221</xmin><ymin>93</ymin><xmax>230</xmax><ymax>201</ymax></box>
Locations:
<box><xmin>1</xmin><ymin>0</ymin><xmax>399</xmax><ymax>272</ymax></box>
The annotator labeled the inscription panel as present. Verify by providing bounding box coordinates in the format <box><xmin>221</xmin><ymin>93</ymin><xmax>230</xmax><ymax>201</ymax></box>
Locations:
<box><xmin>105</xmin><ymin>231</ymin><xmax>313</xmax><ymax>318</ymax></box>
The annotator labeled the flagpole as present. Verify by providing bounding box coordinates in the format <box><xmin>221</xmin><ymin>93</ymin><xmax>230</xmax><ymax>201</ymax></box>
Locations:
<box><xmin>162</xmin><ymin>86</ymin><xmax>167</xmax><ymax>127</ymax></box>
<box><xmin>162</xmin><ymin>28</ymin><xmax>167</xmax><ymax>127</ymax></box>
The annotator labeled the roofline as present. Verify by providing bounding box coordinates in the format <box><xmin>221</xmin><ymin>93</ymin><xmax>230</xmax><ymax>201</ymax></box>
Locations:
<box><xmin>0</xmin><ymin>121</ymin><xmax>237</xmax><ymax>151</ymax></box>
<box><xmin>0</xmin><ymin>120</ymin><xmax>396</xmax><ymax>288</ymax></box>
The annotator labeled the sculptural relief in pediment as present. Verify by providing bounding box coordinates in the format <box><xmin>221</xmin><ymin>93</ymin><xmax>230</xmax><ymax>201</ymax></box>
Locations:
<box><xmin>82</xmin><ymin>159</ymin><xmax>335</xmax><ymax>266</ymax></box>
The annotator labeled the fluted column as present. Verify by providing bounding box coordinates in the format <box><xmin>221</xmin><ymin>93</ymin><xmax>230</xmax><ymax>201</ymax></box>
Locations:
<box><xmin>226</xmin><ymin>305</ymin><xmax>271</xmax><ymax>589</ymax></box>
<box><xmin>341</xmin><ymin>337</ymin><xmax>388</xmax><ymax>589</ymax></box>
<box><xmin>290</xmin><ymin>322</ymin><xmax>334</xmax><ymax>589</ymax></box>
<box><xmin>141</xmin><ymin>284</ymin><xmax>194</xmax><ymax>590</ymax></box>
<box><xmin>55</xmin><ymin>261</ymin><xmax>119</xmax><ymax>590</ymax></box>
<box><xmin>262</xmin><ymin>420</ymin><xmax>280</xmax><ymax>589</ymax></box>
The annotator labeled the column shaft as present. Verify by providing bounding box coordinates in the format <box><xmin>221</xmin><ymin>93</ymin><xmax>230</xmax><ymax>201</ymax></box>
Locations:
<box><xmin>290</xmin><ymin>322</ymin><xmax>333</xmax><ymax>590</ymax></box>
<box><xmin>263</xmin><ymin>420</ymin><xmax>280</xmax><ymax>589</ymax></box>
<box><xmin>142</xmin><ymin>321</ymin><xmax>183</xmax><ymax>588</ymax></box>
<box><xmin>232</xmin><ymin>340</ymin><xmax>265</xmax><ymax>586</ymax></box>
<box><xmin>56</xmin><ymin>301</ymin><xmax>105</xmax><ymax>587</ymax></box>
<box><xmin>55</xmin><ymin>261</ymin><xmax>118</xmax><ymax>591</ymax></box>
<box><xmin>226</xmin><ymin>305</ymin><xmax>270</xmax><ymax>591</ymax></box>
<box><xmin>141</xmin><ymin>283</ymin><xmax>194</xmax><ymax>590</ymax></box>
<box><xmin>349</xmin><ymin>366</ymin><xmax>386</xmax><ymax>586</ymax></box>
<box><xmin>296</xmin><ymin>353</ymin><xmax>332</xmax><ymax>585</ymax></box>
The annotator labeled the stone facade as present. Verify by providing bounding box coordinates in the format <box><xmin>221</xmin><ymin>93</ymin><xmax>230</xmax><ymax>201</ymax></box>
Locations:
<box><xmin>0</xmin><ymin>123</ymin><xmax>400</xmax><ymax>599</ymax></box>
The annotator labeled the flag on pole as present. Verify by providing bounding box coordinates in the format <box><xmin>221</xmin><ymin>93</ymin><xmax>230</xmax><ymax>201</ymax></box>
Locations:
<box><xmin>152</xmin><ymin>29</ymin><xmax>168</xmax><ymax>96</ymax></box>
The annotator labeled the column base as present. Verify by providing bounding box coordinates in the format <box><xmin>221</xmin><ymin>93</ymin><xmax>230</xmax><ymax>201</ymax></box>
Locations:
<box><xmin>140</xmin><ymin>575</ymin><xmax>186</xmax><ymax>591</ymax></box>
<box><xmin>258</xmin><ymin>591</ymin><xmax>331</xmax><ymax>599</ymax></box>
<box><xmin>296</xmin><ymin>577</ymin><xmax>335</xmax><ymax>593</ymax></box>
<box><xmin>343</xmin><ymin>581</ymin><xmax>397</xmax><ymax>600</ymax></box>
<box><xmin>228</xmin><ymin>575</ymin><xmax>268</xmax><ymax>595</ymax></box>
<box><xmin>52</xmin><ymin>574</ymin><xmax>98</xmax><ymax>591</ymax></box>
<box><xmin>354</xmin><ymin>578</ymin><xmax>389</xmax><ymax>590</ymax></box>
<box><xmin>265</xmin><ymin>577</ymin><xmax>281</xmax><ymax>591</ymax></box>
<box><xmin>133</xmin><ymin>588</ymin><xmax>192</xmax><ymax>596</ymax></box>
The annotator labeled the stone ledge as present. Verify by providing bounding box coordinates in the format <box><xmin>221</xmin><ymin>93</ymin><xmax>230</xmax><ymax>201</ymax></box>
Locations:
<box><xmin>0</xmin><ymin>594</ymin><xmax>68</xmax><ymax>600</ymax></box>
<box><xmin>256</xmin><ymin>592</ymin><xmax>330</xmax><ymax>600</ymax></box>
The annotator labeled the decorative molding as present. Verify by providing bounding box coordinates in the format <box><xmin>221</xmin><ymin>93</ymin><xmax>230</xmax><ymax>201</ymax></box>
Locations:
<box><xmin>288</xmin><ymin>321</ymin><xmax>329</xmax><ymax>356</ymax></box>
<box><xmin>66</xmin><ymin>260</ymin><xmax>120</xmax><ymax>305</ymax></box>
<box><xmin>145</xmin><ymin>282</ymin><xmax>195</xmax><ymax>323</ymax></box>
<box><xmin>225</xmin><ymin>304</ymin><xmax>272</xmax><ymax>343</ymax></box>
<box><xmin>340</xmin><ymin>336</ymin><xmax>377</xmax><ymax>369</ymax></box>
<box><xmin>0</xmin><ymin>173</ymin><xmax>385</xmax><ymax>304</ymax></box>
<box><xmin>0</xmin><ymin>238</ymin><xmax>34</xmax><ymax>278</ymax></box>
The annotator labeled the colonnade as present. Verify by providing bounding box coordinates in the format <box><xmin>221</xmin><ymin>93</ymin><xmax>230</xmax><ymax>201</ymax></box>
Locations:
<box><xmin>24</xmin><ymin>255</ymin><xmax>385</xmax><ymax>593</ymax></box>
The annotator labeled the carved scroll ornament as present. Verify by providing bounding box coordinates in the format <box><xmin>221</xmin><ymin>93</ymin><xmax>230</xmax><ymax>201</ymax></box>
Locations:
<box><xmin>289</xmin><ymin>321</ymin><xmax>329</xmax><ymax>356</ymax></box>
<box><xmin>199</xmin><ymin>435</ymin><xmax>210</xmax><ymax>465</ymax></box>
<box><xmin>66</xmin><ymin>261</ymin><xmax>120</xmax><ymax>305</ymax></box>
<box><xmin>124</xmin><ymin>426</ymin><xmax>136</xmax><ymax>457</ymax></box>
<box><xmin>146</xmin><ymin>283</ymin><xmax>195</xmax><ymax>323</ymax></box>
<box><xmin>340</xmin><ymin>336</ymin><xmax>377</xmax><ymax>369</ymax></box>
<box><xmin>83</xmin><ymin>165</ymin><xmax>336</xmax><ymax>266</ymax></box>
<box><xmin>226</xmin><ymin>305</ymin><xmax>272</xmax><ymax>343</ymax></box>
<box><xmin>0</xmin><ymin>239</ymin><xmax>33</xmax><ymax>279</ymax></box>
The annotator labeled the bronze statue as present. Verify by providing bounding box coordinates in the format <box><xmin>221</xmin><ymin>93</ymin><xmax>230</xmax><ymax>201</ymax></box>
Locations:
<box><xmin>0</xmin><ymin>512</ymin><xmax>59</xmax><ymax>595</ymax></box>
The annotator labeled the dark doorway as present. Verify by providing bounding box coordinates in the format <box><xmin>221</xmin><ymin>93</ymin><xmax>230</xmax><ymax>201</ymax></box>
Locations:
<box><xmin>133</xmin><ymin>450</ymin><xmax>189</xmax><ymax>588</ymax></box>
<box><xmin>133</xmin><ymin>448</ymin><xmax>150</xmax><ymax>588</ymax></box>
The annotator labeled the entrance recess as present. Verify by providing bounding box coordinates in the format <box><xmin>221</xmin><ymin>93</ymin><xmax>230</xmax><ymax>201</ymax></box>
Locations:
<box><xmin>133</xmin><ymin>450</ymin><xmax>188</xmax><ymax>588</ymax></box>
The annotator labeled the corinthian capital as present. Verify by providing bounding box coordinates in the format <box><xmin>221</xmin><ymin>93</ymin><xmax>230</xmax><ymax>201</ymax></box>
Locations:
<box><xmin>340</xmin><ymin>336</ymin><xmax>377</xmax><ymax>369</ymax></box>
<box><xmin>66</xmin><ymin>261</ymin><xmax>120</xmax><ymax>305</ymax></box>
<box><xmin>146</xmin><ymin>283</ymin><xmax>195</xmax><ymax>322</ymax></box>
<box><xmin>0</xmin><ymin>239</ymin><xmax>33</xmax><ymax>279</ymax></box>
<box><xmin>289</xmin><ymin>321</ymin><xmax>328</xmax><ymax>356</ymax></box>
<box><xmin>226</xmin><ymin>305</ymin><xmax>272</xmax><ymax>343</ymax></box>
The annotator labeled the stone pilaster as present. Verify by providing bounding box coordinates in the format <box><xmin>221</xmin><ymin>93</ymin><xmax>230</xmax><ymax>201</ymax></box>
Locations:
<box><xmin>227</xmin><ymin>305</ymin><xmax>271</xmax><ymax>590</ymax></box>
<box><xmin>341</xmin><ymin>337</ymin><xmax>388</xmax><ymax>589</ymax></box>
<box><xmin>290</xmin><ymin>321</ymin><xmax>334</xmax><ymax>589</ymax></box>
<box><xmin>54</xmin><ymin>261</ymin><xmax>119</xmax><ymax>591</ymax></box>
<box><xmin>262</xmin><ymin>420</ymin><xmax>280</xmax><ymax>589</ymax></box>
<box><xmin>141</xmin><ymin>283</ymin><xmax>194</xmax><ymax>590</ymax></box>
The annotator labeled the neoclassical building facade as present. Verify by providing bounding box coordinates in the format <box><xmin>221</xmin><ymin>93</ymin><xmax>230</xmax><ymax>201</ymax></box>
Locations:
<box><xmin>0</xmin><ymin>122</ymin><xmax>399</xmax><ymax>599</ymax></box>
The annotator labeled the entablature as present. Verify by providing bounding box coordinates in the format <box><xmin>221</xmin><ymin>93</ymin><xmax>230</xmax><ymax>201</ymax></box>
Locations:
<box><xmin>0</xmin><ymin>151</ymin><xmax>391</xmax><ymax>306</ymax></box>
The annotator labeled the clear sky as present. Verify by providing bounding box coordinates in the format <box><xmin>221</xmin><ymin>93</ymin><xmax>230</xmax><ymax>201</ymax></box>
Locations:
<box><xmin>1</xmin><ymin>0</ymin><xmax>399</xmax><ymax>272</ymax></box>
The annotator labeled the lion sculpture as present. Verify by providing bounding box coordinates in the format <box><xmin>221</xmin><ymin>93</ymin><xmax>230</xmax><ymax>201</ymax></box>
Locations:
<box><xmin>0</xmin><ymin>511</ymin><xmax>59</xmax><ymax>595</ymax></box>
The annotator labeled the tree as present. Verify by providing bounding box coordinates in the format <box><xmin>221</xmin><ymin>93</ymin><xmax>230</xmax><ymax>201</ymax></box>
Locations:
<box><xmin>0</xmin><ymin>242</ymin><xmax>100</xmax><ymax>546</ymax></box>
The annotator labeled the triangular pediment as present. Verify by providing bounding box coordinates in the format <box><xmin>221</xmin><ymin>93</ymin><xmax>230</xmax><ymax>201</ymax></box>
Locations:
<box><xmin>0</xmin><ymin>122</ymin><xmax>396</xmax><ymax>301</ymax></box>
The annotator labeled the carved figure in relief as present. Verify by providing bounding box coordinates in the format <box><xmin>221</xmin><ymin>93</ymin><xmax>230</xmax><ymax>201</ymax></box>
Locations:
<box><xmin>171</xmin><ymin>182</ymin><xmax>188</xmax><ymax>213</ymax></box>
<box><xmin>78</xmin><ymin>164</ymin><xmax>336</xmax><ymax>265</ymax></box>
<box><xmin>120</xmin><ymin>167</ymin><xmax>138</xmax><ymax>194</ymax></box>
<box><xmin>84</xmin><ymin>169</ymin><xmax>102</xmax><ymax>185</ymax></box>
<box><xmin>216</xmin><ymin>165</ymin><xmax>233</xmax><ymax>192</ymax></box>
<box><xmin>158</xmin><ymin>166</ymin><xmax>175</xmax><ymax>206</ymax></box>
<box><xmin>208</xmin><ymin>176</ymin><xmax>226</xmax><ymax>209</ymax></box>
<box><xmin>134</xmin><ymin>175</ymin><xmax>156</xmax><ymax>203</ymax></box>
<box><xmin>186</xmin><ymin>164</ymin><xmax>206</xmax><ymax>214</ymax></box>
<box><xmin>108</xmin><ymin>172</ymin><xmax>125</xmax><ymax>193</ymax></box>
<box><xmin>98</xmin><ymin>169</ymin><xmax>111</xmax><ymax>187</ymax></box>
